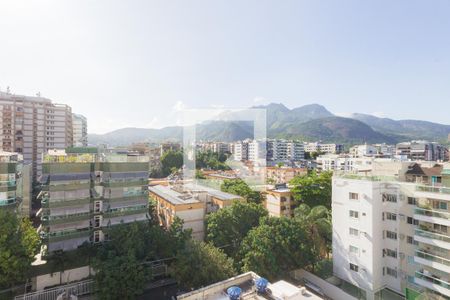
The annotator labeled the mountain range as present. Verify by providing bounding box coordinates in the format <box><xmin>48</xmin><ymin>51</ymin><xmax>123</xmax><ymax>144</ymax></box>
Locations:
<box><xmin>88</xmin><ymin>103</ymin><xmax>450</xmax><ymax>146</ymax></box>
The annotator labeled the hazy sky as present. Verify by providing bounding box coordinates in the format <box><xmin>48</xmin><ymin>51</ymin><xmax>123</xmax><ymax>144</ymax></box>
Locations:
<box><xmin>1</xmin><ymin>0</ymin><xmax>450</xmax><ymax>134</ymax></box>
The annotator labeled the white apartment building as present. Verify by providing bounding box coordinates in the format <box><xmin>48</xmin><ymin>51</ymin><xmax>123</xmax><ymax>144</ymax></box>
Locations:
<box><xmin>349</xmin><ymin>144</ymin><xmax>379</xmax><ymax>157</ymax></box>
<box><xmin>267</xmin><ymin>139</ymin><xmax>305</xmax><ymax>162</ymax></box>
<box><xmin>317</xmin><ymin>154</ymin><xmax>377</xmax><ymax>173</ymax></box>
<box><xmin>332</xmin><ymin>160</ymin><xmax>450</xmax><ymax>300</ymax></box>
<box><xmin>248</xmin><ymin>140</ymin><xmax>266</xmax><ymax>164</ymax></box>
<box><xmin>72</xmin><ymin>114</ymin><xmax>88</xmax><ymax>147</ymax></box>
<box><xmin>304</xmin><ymin>142</ymin><xmax>344</xmax><ymax>154</ymax></box>
<box><xmin>0</xmin><ymin>91</ymin><xmax>73</xmax><ymax>179</ymax></box>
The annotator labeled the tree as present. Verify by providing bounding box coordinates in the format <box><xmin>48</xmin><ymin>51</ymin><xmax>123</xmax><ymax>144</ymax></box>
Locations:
<box><xmin>93</xmin><ymin>251</ymin><xmax>148</xmax><ymax>300</ymax></box>
<box><xmin>170</xmin><ymin>240</ymin><xmax>236</xmax><ymax>290</ymax></box>
<box><xmin>196</xmin><ymin>150</ymin><xmax>230</xmax><ymax>171</ymax></box>
<box><xmin>294</xmin><ymin>204</ymin><xmax>332</xmax><ymax>263</ymax></box>
<box><xmin>0</xmin><ymin>211</ymin><xmax>40</xmax><ymax>289</ymax></box>
<box><xmin>221</xmin><ymin>179</ymin><xmax>262</xmax><ymax>204</ymax></box>
<box><xmin>239</xmin><ymin>217</ymin><xmax>314</xmax><ymax>280</ymax></box>
<box><xmin>290</xmin><ymin>171</ymin><xmax>332</xmax><ymax>208</ymax></box>
<box><xmin>160</xmin><ymin>150</ymin><xmax>183</xmax><ymax>177</ymax></box>
<box><xmin>206</xmin><ymin>201</ymin><xmax>267</xmax><ymax>259</ymax></box>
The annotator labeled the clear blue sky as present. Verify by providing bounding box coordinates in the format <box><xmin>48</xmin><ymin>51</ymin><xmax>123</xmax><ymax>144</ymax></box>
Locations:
<box><xmin>1</xmin><ymin>0</ymin><xmax>449</xmax><ymax>133</ymax></box>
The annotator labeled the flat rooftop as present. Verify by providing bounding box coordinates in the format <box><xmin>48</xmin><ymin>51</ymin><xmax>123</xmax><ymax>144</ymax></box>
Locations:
<box><xmin>178</xmin><ymin>272</ymin><xmax>323</xmax><ymax>300</ymax></box>
<box><xmin>148</xmin><ymin>185</ymin><xmax>199</xmax><ymax>205</ymax></box>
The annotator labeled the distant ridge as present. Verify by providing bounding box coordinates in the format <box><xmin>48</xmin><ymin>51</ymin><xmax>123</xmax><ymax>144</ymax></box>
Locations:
<box><xmin>88</xmin><ymin>103</ymin><xmax>450</xmax><ymax>146</ymax></box>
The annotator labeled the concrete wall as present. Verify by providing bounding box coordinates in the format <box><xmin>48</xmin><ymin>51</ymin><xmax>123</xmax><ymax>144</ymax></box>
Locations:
<box><xmin>34</xmin><ymin>266</ymin><xmax>92</xmax><ymax>291</ymax></box>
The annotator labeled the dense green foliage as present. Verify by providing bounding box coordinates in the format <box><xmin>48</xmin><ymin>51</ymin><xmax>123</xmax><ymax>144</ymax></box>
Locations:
<box><xmin>290</xmin><ymin>171</ymin><xmax>332</xmax><ymax>208</ymax></box>
<box><xmin>206</xmin><ymin>201</ymin><xmax>268</xmax><ymax>259</ymax></box>
<box><xmin>196</xmin><ymin>150</ymin><xmax>230</xmax><ymax>170</ymax></box>
<box><xmin>239</xmin><ymin>216</ymin><xmax>314</xmax><ymax>280</ymax></box>
<box><xmin>160</xmin><ymin>150</ymin><xmax>183</xmax><ymax>177</ymax></box>
<box><xmin>93</xmin><ymin>219</ymin><xmax>191</xmax><ymax>300</ymax></box>
<box><xmin>0</xmin><ymin>211</ymin><xmax>40</xmax><ymax>289</ymax></box>
<box><xmin>170</xmin><ymin>240</ymin><xmax>236</xmax><ymax>290</ymax></box>
<box><xmin>221</xmin><ymin>179</ymin><xmax>262</xmax><ymax>204</ymax></box>
<box><xmin>294</xmin><ymin>204</ymin><xmax>332</xmax><ymax>261</ymax></box>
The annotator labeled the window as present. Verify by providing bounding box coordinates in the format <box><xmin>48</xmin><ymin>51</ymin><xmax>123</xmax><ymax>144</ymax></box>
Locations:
<box><xmin>349</xmin><ymin>245</ymin><xmax>359</xmax><ymax>254</ymax></box>
<box><xmin>386</xmin><ymin>212</ymin><xmax>397</xmax><ymax>221</ymax></box>
<box><xmin>349</xmin><ymin>192</ymin><xmax>359</xmax><ymax>200</ymax></box>
<box><xmin>349</xmin><ymin>263</ymin><xmax>359</xmax><ymax>272</ymax></box>
<box><xmin>407</xmin><ymin>197</ymin><xmax>417</xmax><ymax>205</ymax></box>
<box><xmin>383</xmin><ymin>193</ymin><xmax>397</xmax><ymax>203</ymax></box>
<box><xmin>386</xmin><ymin>267</ymin><xmax>397</xmax><ymax>278</ymax></box>
<box><xmin>349</xmin><ymin>210</ymin><xmax>359</xmax><ymax>219</ymax></box>
<box><xmin>383</xmin><ymin>248</ymin><xmax>397</xmax><ymax>258</ymax></box>
<box><xmin>349</xmin><ymin>227</ymin><xmax>359</xmax><ymax>237</ymax></box>
<box><xmin>433</xmin><ymin>224</ymin><xmax>447</xmax><ymax>234</ymax></box>
<box><xmin>406</xmin><ymin>236</ymin><xmax>418</xmax><ymax>245</ymax></box>
<box><xmin>433</xmin><ymin>201</ymin><xmax>448</xmax><ymax>210</ymax></box>
<box><xmin>407</xmin><ymin>217</ymin><xmax>419</xmax><ymax>225</ymax></box>
<box><xmin>386</xmin><ymin>230</ymin><xmax>397</xmax><ymax>240</ymax></box>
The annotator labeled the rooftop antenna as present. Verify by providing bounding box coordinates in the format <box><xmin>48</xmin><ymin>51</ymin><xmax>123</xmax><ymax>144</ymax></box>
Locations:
<box><xmin>6</xmin><ymin>86</ymin><xmax>10</xmax><ymax>94</ymax></box>
<box><xmin>36</xmin><ymin>92</ymin><xmax>41</xmax><ymax>97</ymax></box>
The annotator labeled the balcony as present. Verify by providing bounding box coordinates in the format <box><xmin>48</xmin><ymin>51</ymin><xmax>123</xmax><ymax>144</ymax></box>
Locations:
<box><xmin>40</xmin><ymin>228</ymin><xmax>91</xmax><ymax>242</ymax></box>
<box><xmin>41</xmin><ymin>196</ymin><xmax>91</xmax><ymax>208</ymax></box>
<box><xmin>414</xmin><ymin>228</ymin><xmax>450</xmax><ymax>250</ymax></box>
<box><xmin>100</xmin><ymin>178</ymin><xmax>147</xmax><ymax>188</ymax></box>
<box><xmin>103</xmin><ymin>206</ymin><xmax>148</xmax><ymax>219</ymax></box>
<box><xmin>414</xmin><ymin>207</ymin><xmax>450</xmax><ymax>227</ymax></box>
<box><xmin>414</xmin><ymin>250</ymin><xmax>450</xmax><ymax>273</ymax></box>
<box><xmin>0</xmin><ymin>197</ymin><xmax>16</xmax><ymax>207</ymax></box>
<box><xmin>415</xmin><ymin>271</ymin><xmax>450</xmax><ymax>298</ymax></box>
<box><xmin>41</xmin><ymin>212</ymin><xmax>91</xmax><ymax>225</ymax></box>
<box><xmin>415</xmin><ymin>186</ymin><xmax>450</xmax><ymax>201</ymax></box>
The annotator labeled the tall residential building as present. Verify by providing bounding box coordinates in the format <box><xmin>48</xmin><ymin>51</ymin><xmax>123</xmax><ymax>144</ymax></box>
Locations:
<box><xmin>233</xmin><ymin>141</ymin><xmax>249</xmax><ymax>161</ymax></box>
<box><xmin>332</xmin><ymin>160</ymin><xmax>450</xmax><ymax>300</ymax></box>
<box><xmin>0</xmin><ymin>91</ymin><xmax>73</xmax><ymax>180</ymax></box>
<box><xmin>267</xmin><ymin>139</ymin><xmax>305</xmax><ymax>162</ymax></box>
<box><xmin>0</xmin><ymin>151</ymin><xmax>31</xmax><ymax>216</ymax></box>
<box><xmin>38</xmin><ymin>148</ymin><xmax>149</xmax><ymax>253</ymax></box>
<box><xmin>396</xmin><ymin>141</ymin><xmax>449</xmax><ymax>162</ymax></box>
<box><xmin>72</xmin><ymin>114</ymin><xmax>88</xmax><ymax>147</ymax></box>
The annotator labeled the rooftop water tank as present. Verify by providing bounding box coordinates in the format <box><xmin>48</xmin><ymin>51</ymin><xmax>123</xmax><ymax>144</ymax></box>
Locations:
<box><xmin>255</xmin><ymin>277</ymin><xmax>268</xmax><ymax>293</ymax></box>
<box><xmin>227</xmin><ymin>286</ymin><xmax>242</xmax><ymax>300</ymax></box>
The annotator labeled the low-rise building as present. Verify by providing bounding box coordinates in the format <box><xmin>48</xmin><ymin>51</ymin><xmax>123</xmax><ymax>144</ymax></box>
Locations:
<box><xmin>149</xmin><ymin>183</ymin><xmax>243</xmax><ymax>240</ymax></box>
<box><xmin>304</xmin><ymin>142</ymin><xmax>344</xmax><ymax>154</ymax></box>
<box><xmin>178</xmin><ymin>271</ymin><xmax>323</xmax><ymax>300</ymax></box>
<box><xmin>265</xmin><ymin>184</ymin><xmax>296</xmax><ymax>218</ymax></box>
<box><xmin>266</xmin><ymin>166</ymin><xmax>307</xmax><ymax>184</ymax></box>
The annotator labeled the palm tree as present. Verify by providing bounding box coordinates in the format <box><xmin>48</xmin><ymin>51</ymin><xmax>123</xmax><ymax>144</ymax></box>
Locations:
<box><xmin>294</xmin><ymin>204</ymin><xmax>332</xmax><ymax>261</ymax></box>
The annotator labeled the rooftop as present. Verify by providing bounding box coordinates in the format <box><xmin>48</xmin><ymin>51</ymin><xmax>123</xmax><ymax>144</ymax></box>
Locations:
<box><xmin>177</xmin><ymin>272</ymin><xmax>323</xmax><ymax>300</ymax></box>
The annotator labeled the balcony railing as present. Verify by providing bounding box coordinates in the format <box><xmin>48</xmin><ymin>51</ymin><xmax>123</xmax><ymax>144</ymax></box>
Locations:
<box><xmin>415</xmin><ymin>228</ymin><xmax>450</xmax><ymax>244</ymax></box>
<box><xmin>41</xmin><ymin>196</ymin><xmax>91</xmax><ymax>208</ymax></box>
<box><xmin>416</xmin><ymin>185</ymin><xmax>450</xmax><ymax>195</ymax></box>
<box><xmin>0</xmin><ymin>180</ymin><xmax>16</xmax><ymax>187</ymax></box>
<box><xmin>41</xmin><ymin>228</ymin><xmax>91</xmax><ymax>242</ymax></box>
<box><xmin>103</xmin><ymin>206</ymin><xmax>148</xmax><ymax>218</ymax></box>
<box><xmin>415</xmin><ymin>250</ymin><xmax>450</xmax><ymax>267</ymax></box>
<box><xmin>41</xmin><ymin>212</ymin><xmax>91</xmax><ymax>225</ymax></box>
<box><xmin>0</xmin><ymin>197</ymin><xmax>16</xmax><ymax>206</ymax></box>
<box><xmin>415</xmin><ymin>271</ymin><xmax>450</xmax><ymax>291</ymax></box>
<box><xmin>415</xmin><ymin>207</ymin><xmax>450</xmax><ymax>220</ymax></box>
<box><xmin>100</xmin><ymin>179</ymin><xmax>148</xmax><ymax>188</ymax></box>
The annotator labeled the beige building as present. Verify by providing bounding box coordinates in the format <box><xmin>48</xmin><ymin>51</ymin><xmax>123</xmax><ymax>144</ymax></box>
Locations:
<box><xmin>264</xmin><ymin>184</ymin><xmax>296</xmax><ymax>217</ymax></box>
<box><xmin>149</xmin><ymin>183</ymin><xmax>243</xmax><ymax>240</ymax></box>
<box><xmin>0</xmin><ymin>91</ymin><xmax>74</xmax><ymax>180</ymax></box>
<box><xmin>266</xmin><ymin>166</ymin><xmax>307</xmax><ymax>184</ymax></box>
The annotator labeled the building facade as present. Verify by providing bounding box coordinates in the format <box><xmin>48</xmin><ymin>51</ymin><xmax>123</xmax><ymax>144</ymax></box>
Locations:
<box><xmin>304</xmin><ymin>142</ymin><xmax>344</xmax><ymax>154</ymax></box>
<box><xmin>0</xmin><ymin>151</ymin><xmax>31</xmax><ymax>216</ymax></box>
<box><xmin>72</xmin><ymin>114</ymin><xmax>88</xmax><ymax>147</ymax></box>
<box><xmin>38</xmin><ymin>148</ymin><xmax>149</xmax><ymax>253</ymax></box>
<box><xmin>396</xmin><ymin>141</ymin><xmax>449</xmax><ymax>162</ymax></box>
<box><xmin>332</xmin><ymin>160</ymin><xmax>450</xmax><ymax>300</ymax></box>
<box><xmin>0</xmin><ymin>91</ymin><xmax>74</xmax><ymax>180</ymax></box>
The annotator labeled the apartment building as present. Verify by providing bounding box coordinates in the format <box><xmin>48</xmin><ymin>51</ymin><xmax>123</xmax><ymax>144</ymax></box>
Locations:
<box><xmin>396</xmin><ymin>141</ymin><xmax>449</xmax><ymax>162</ymax></box>
<box><xmin>233</xmin><ymin>141</ymin><xmax>249</xmax><ymax>161</ymax></box>
<box><xmin>72</xmin><ymin>114</ymin><xmax>88</xmax><ymax>147</ymax></box>
<box><xmin>304</xmin><ymin>142</ymin><xmax>344</xmax><ymax>154</ymax></box>
<box><xmin>266</xmin><ymin>166</ymin><xmax>307</xmax><ymax>184</ymax></box>
<box><xmin>332</xmin><ymin>160</ymin><xmax>450</xmax><ymax>300</ymax></box>
<box><xmin>0</xmin><ymin>91</ymin><xmax>74</xmax><ymax>180</ymax></box>
<box><xmin>0</xmin><ymin>151</ymin><xmax>31</xmax><ymax>216</ymax></box>
<box><xmin>267</xmin><ymin>139</ymin><xmax>305</xmax><ymax>162</ymax></box>
<box><xmin>349</xmin><ymin>144</ymin><xmax>379</xmax><ymax>157</ymax></box>
<box><xmin>316</xmin><ymin>154</ymin><xmax>379</xmax><ymax>173</ymax></box>
<box><xmin>38</xmin><ymin>148</ymin><xmax>149</xmax><ymax>253</ymax></box>
<box><xmin>265</xmin><ymin>184</ymin><xmax>296</xmax><ymax>217</ymax></box>
<box><xmin>197</xmin><ymin>142</ymin><xmax>231</xmax><ymax>154</ymax></box>
<box><xmin>149</xmin><ymin>183</ymin><xmax>243</xmax><ymax>240</ymax></box>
